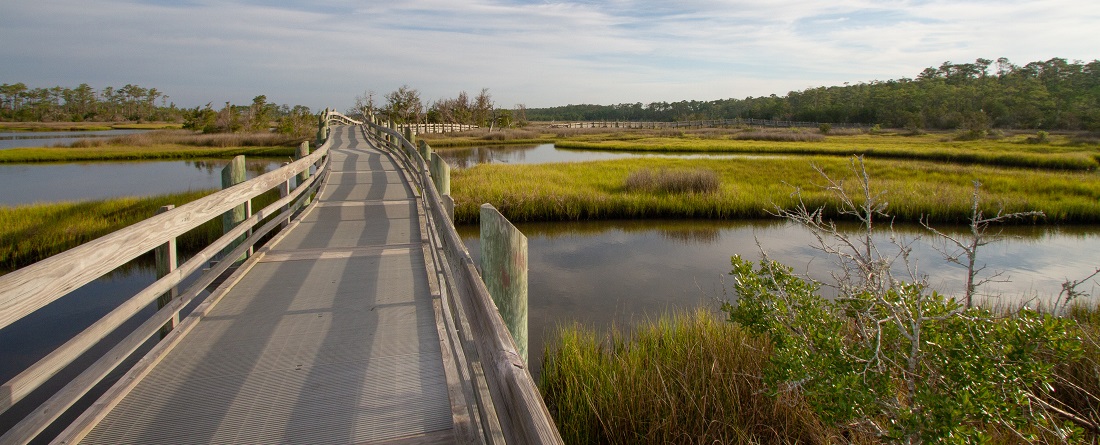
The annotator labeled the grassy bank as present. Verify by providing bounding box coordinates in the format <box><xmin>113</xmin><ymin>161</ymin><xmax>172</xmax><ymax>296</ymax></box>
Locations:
<box><xmin>540</xmin><ymin>306</ymin><xmax>1100</xmax><ymax>444</ymax></box>
<box><xmin>451</xmin><ymin>157</ymin><xmax>1100</xmax><ymax>224</ymax></box>
<box><xmin>0</xmin><ymin>191</ymin><xmax>216</xmax><ymax>271</ymax></box>
<box><xmin>554</xmin><ymin>131</ymin><xmax>1100</xmax><ymax>171</ymax></box>
<box><xmin>0</xmin><ymin>130</ymin><xmax>304</xmax><ymax>162</ymax></box>
<box><xmin>0</xmin><ymin>122</ymin><xmax>182</xmax><ymax>132</ymax></box>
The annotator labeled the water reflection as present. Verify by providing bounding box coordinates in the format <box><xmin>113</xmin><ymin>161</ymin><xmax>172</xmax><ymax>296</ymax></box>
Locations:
<box><xmin>437</xmin><ymin>144</ymin><xmax>775</xmax><ymax>168</ymax></box>
<box><xmin>459</xmin><ymin>219</ymin><xmax>1100</xmax><ymax>377</ymax></box>
<box><xmin>0</xmin><ymin>159</ymin><xmax>283</xmax><ymax>206</ymax></box>
<box><xmin>0</xmin><ymin>129</ymin><xmax>150</xmax><ymax>150</ymax></box>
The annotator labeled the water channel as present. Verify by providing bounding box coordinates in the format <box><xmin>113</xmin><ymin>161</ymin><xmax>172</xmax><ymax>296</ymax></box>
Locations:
<box><xmin>2</xmin><ymin>142</ymin><xmax>1097</xmax><ymax>382</ymax></box>
<box><xmin>0</xmin><ymin>129</ymin><xmax>150</xmax><ymax>150</ymax></box>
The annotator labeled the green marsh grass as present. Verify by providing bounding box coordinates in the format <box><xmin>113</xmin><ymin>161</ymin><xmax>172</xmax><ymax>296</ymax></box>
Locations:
<box><xmin>0</xmin><ymin>188</ymin><xmax>285</xmax><ymax>272</ymax></box>
<box><xmin>0</xmin><ymin>130</ymin><xmax>301</xmax><ymax>163</ymax></box>
<box><xmin>623</xmin><ymin>168</ymin><xmax>720</xmax><ymax>194</ymax></box>
<box><xmin>539</xmin><ymin>309</ymin><xmax>836</xmax><ymax>444</ymax></box>
<box><xmin>0</xmin><ymin>191</ymin><xmax>214</xmax><ymax>271</ymax></box>
<box><xmin>451</xmin><ymin>157</ymin><xmax>1100</xmax><ymax>224</ymax></box>
<box><xmin>553</xmin><ymin>132</ymin><xmax>1100</xmax><ymax>171</ymax></box>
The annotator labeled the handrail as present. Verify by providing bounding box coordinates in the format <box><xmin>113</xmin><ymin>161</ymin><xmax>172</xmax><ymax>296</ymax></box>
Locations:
<box><xmin>362</xmin><ymin>117</ymin><xmax>562</xmax><ymax>444</ymax></box>
<box><xmin>0</xmin><ymin>114</ymin><xmax>344</xmax><ymax>444</ymax></box>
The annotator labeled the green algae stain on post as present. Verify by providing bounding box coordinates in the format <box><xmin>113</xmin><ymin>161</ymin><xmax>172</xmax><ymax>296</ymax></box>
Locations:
<box><xmin>480</xmin><ymin>203</ymin><xmax>529</xmax><ymax>362</ymax></box>
<box><xmin>221</xmin><ymin>155</ymin><xmax>248</xmax><ymax>264</ymax></box>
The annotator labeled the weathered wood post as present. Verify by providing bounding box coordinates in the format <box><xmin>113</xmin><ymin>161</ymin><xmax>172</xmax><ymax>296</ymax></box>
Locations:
<box><xmin>295</xmin><ymin>141</ymin><xmax>311</xmax><ymax>207</ymax></box>
<box><xmin>155</xmin><ymin>205</ymin><xmax>179</xmax><ymax>336</ymax></box>
<box><xmin>430</xmin><ymin>152</ymin><xmax>450</xmax><ymax>195</ymax></box>
<box><xmin>480</xmin><ymin>204</ymin><xmax>528</xmax><ymax>362</ymax></box>
<box><xmin>221</xmin><ymin>155</ymin><xmax>250</xmax><ymax>264</ymax></box>
<box><xmin>418</xmin><ymin>140</ymin><xmax>431</xmax><ymax>169</ymax></box>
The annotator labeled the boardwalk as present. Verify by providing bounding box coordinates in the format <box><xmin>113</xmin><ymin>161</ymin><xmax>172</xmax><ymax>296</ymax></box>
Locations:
<box><xmin>80</xmin><ymin>126</ymin><xmax>455</xmax><ymax>444</ymax></box>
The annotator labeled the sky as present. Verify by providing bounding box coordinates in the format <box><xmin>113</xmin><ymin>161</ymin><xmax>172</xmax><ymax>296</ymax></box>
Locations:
<box><xmin>2</xmin><ymin>0</ymin><xmax>1098</xmax><ymax>113</ymax></box>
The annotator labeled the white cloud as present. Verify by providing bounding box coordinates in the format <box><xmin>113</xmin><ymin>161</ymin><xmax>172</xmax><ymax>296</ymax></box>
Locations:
<box><xmin>1</xmin><ymin>0</ymin><xmax>1096</xmax><ymax>110</ymax></box>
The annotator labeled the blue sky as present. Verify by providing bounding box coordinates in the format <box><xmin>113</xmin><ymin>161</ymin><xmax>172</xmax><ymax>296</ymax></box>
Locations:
<box><xmin>1</xmin><ymin>0</ymin><xmax>1097</xmax><ymax>112</ymax></box>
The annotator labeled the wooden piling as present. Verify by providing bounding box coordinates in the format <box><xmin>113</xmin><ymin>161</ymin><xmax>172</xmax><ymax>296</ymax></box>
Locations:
<box><xmin>221</xmin><ymin>155</ymin><xmax>250</xmax><ymax>264</ymax></box>
<box><xmin>296</xmin><ymin>141</ymin><xmax>311</xmax><ymax>206</ymax></box>
<box><xmin>430</xmin><ymin>152</ymin><xmax>450</xmax><ymax>196</ymax></box>
<box><xmin>480</xmin><ymin>204</ymin><xmax>528</xmax><ymax>362</ymax></box>
<box><xmin>155</xmin><ymin>205</ymin><xmax>179</xmax><ymax>336</ymax></box>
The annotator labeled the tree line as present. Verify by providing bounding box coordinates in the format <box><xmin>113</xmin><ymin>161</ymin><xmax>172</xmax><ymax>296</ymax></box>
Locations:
<box><xmin>0</xmin><ymin>83</ymin><xmax>318</xmax><ymax>137</ymax></box>
<box><xmin>0</xmin><ymin>82</ymin><xmax>178</xmax><ymax>122</ymax></box>
<box><xmin>525</xmin><ymin>57</ymin><xmax>1100</xmax><ymax>131</ymax></box>
<box><xmin>348</xmin><ymin>86</ymin><xmax>525</xmax><ymax>129</ymax></box>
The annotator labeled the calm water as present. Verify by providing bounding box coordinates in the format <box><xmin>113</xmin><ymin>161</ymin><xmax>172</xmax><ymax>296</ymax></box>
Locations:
<box><xmin>0</xmin><ymin>129</ymin><xmax>150</xmax><ymax>150</ymax></box>
<box><xmin>437</xmin><ymin>143</ymin><xmax>773</xmax><ymax>168</ymax></box>
<box><xmin>0</xmin><ymin>159</ymin><xmax>283</xmax><ymax>206</ymax></box>
<box><xmin>459</xmin><ymin>220</ymin><xmax>1100</xmax><ymax>376</ymax></box>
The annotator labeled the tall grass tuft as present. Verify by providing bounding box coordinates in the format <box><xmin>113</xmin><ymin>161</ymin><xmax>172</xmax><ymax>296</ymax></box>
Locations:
<box><xmin>731</xmin><ymin>130</ymin><xmax>825</xmax><ymax>142</ymax></box>
<box><xmin>539</xmin><ymin>309</ymin><xmax>835</xmax><ymax>444</ymax></box>
<box><xmin>0</xmin><ymin>191</ymin><xmax>215</xmax><ymax>271</ymax></box>
<box><xmin>68</xmin><ymin>129</ymin><xmax>302</xmax><ymax>148</ymax></box>
<box><xmin>623</xmin><ymin>168</ymin><xmax>720</xmax><ymax>194</ymax></box>
<box><xmin>1053</xmin><ymin>302</ymin><xmax>1100</xmax><ymax>432</ymax></box>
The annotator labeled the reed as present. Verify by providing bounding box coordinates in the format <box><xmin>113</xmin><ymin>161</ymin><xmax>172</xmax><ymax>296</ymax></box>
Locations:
<box><xmin>451</xmin><ymin>157</ymin><xmax>1100</xmax><ymax>224</ymax></box>
<box><xmin>0</xmin><ymin>188</ymin><xmax>286</xmax><ymax>272</ymax></box>
<box><xmin>66</xmin><ymin>129</ymin><xmax>302</xmax><ymax>148</ymax></box>
<box><xmin>0</xmin><ymin>190</ymin><xmax>214</xmax><ymax>271</ymax></box>
<box><xmin>540</xmin><ymin>306</ymin><xmax>1100</xmax><ymax>443</ymax></box>
<box><xmin>623</xmin><ymin>168</ymin><xmax>720</xmax><ymax>194</ymax></box>
<box><xmin>0</xmin><ymin>144</ymin><xmax>296</xmax><ymax>163</ymax></box>
<box><xmin>539</xmin><ymin>309</ymin><xmax>836</xmax><ymax>444</ymax></box>
<box><xmin>553</xmin><ymin>132</ymin><xmax>1100</xmax><ymax>171</ymax></box>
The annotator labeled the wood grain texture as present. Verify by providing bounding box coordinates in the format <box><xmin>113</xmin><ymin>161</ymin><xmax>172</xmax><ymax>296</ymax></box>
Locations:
<box><xmin>0</xmin><ymin>141</ymin><xmax>329</xmax><ymax>330</ymax></box>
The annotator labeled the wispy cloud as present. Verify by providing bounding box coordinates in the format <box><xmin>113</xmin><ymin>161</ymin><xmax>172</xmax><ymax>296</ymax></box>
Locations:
<box><xmin>1</xmin><ymin>0</ymin><xmax>1097</xmax><ymax>110</ymax></box>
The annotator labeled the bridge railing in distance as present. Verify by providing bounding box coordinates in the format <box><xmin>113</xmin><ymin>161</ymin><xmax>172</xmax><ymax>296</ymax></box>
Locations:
<box><xmin>357</xmin><ymin>113</ymin><xmax>563</xmax><ymax>445</ymax></box>
<box><xmin>0</xmin><ymin>115</ymin><xmax>342</xmax><ymax>444</ymax></box>
<box><xmin>545</xmin><ymin>117</ymin><xmax>865</xmax><ymax>129</ymax></box>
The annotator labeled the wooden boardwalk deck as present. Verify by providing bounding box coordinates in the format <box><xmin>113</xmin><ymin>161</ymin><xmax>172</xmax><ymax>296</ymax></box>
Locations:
<box><xmin>79</xmin><ymin>126</ymin><xmax>457</xmax><ymax>444</ymax></box>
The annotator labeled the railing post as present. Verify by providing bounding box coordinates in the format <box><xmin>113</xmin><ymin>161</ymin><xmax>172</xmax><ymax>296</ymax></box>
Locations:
<box><xmin>480</xmin><ymin>204</ymin><xmax>528</xmax><ymax>362</ymax></box>
<box><xmin>221</xmin><ymin>155</ymin><xmax>249</xmax><ymax>264</ymax></box>
<box><xmin>296</xmin><ymin>141</ymin><xmax>312</xmax><ymax>207</ymax></box>
<box><xmin>155</xmin><ymin>205</ymin><xmax>179</xmax><ymax>336</ymax></box>
<box><xmin>418</xmin><ymin>140</ymin><xmax>431</xmax><ymax>167</ymax></box>
<box><xmin>431</xmin><ymin>152</ymin><xmax>450</xmax><ymax>195</ymax></box>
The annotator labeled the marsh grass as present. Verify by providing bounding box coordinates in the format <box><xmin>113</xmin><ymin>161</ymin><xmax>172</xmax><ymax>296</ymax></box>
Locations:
<box><xmin>623</xmin><ymin>168</ymin><xmax>720</xmax><ymax>194</ymax></box>
<box><xmin>731</xmin><ymin>129</ymin><xmax>825</xmax><ymax>142</ymax></box>
<box><xmin>0</xmin><ymin>191</ymin><xmax>214</xmax><ymax>271</ymax></box>
<box><xmin>539</xmin><ymin>309</ymin><xmax>838</xmax><ymax>444</ymax></box>
<box><xmin>539</xmin><ymin>305</ymin><xmax>1100</xmax><ymax>443</ymax></box>
<box><xmin>0</xmin><ymin>129</ymin><xmax>301</xmax><ymax>163</ymax></box>
<box><xmin>0</xmin><ymin>188</ymin><xmax>285</xmax><ymax>272</ymax></box>
<box><xmin>66</xmin><ymin>129</ymin><xmax>302</xmax><ymax>148</ymax></box>
<box><xmin>451</xmin><ymin>157</ymin><xmax>1100</xmax><ymax>224</ymax></box>
<box><xmin>1054</xmin><ymin>302</ymin><xmax>1100</xmax><ymax>431</ymax></box>
<box><xmin>553</xmin><ymin>132</ymin><xmax>1100</xmax><ymax>171</ymax></box>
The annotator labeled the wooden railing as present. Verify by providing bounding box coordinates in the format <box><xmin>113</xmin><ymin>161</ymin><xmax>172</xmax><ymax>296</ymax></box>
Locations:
<box><xmin>358</xmin><ymin>113</ymin><xmax>562</xmax><ymax>444</ymax></box>
<box><xmin>400</xmin><ymin>123</ymin><xmax>480</xmax><ymax>135</ymax></box>
<box><xmin>0</xmin><ymin>113</ymin><xmax>341</xmax><ymax>444</ymax></box>
<box><xmin>546</xmin><ymin>117</ymin><xmax>866</xmax><ymax>129</ymax></box>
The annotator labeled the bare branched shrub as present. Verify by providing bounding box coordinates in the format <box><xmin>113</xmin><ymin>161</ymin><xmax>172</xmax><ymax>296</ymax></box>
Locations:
<box><xmin>922</xmin><ymin>180</ymin><xmax>1044</xmax><ymax>308</ymax></box>
<box><xmin>624</xmin><ymin>168</ymin><xmax>720</xmax><ymax>194</ymax></box>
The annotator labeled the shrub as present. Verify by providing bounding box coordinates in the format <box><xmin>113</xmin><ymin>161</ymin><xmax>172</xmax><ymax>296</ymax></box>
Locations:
<box><xmin>818</xmin><ymin>123</ymin><xmax>832</xmax><ymax>134</ymax></box>
<box><xmin>623</xmin><ymin>168</ymin><xmax>719</xmax><ymax>194</ymax></box>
